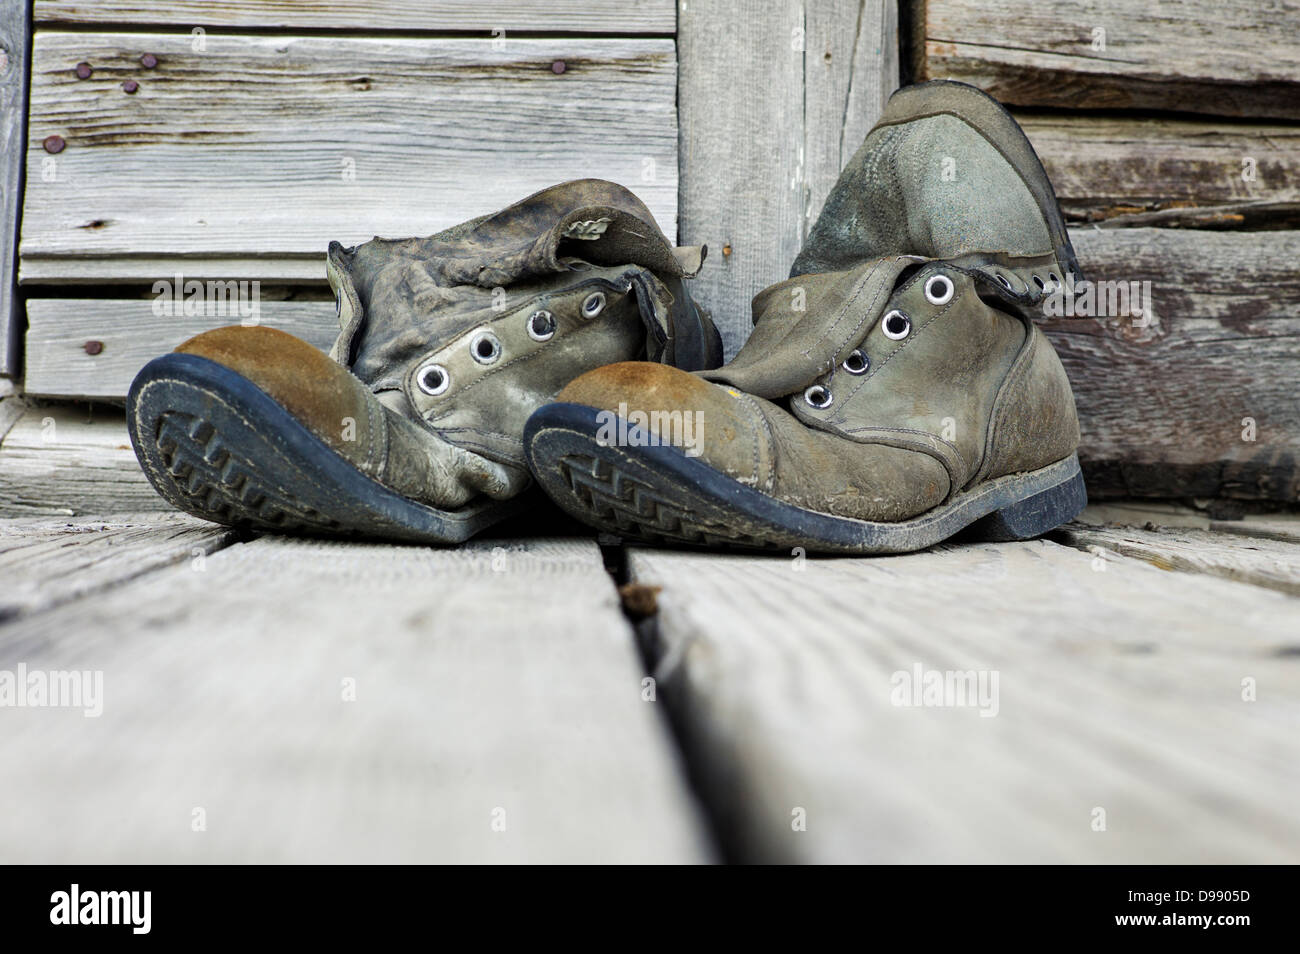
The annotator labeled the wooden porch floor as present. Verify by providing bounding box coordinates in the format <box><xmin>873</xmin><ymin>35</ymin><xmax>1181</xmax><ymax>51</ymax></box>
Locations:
<box><xmin>2</xmin><ymin>405</ymin><xmax>1297</xmax><ymax>863</ymax></box>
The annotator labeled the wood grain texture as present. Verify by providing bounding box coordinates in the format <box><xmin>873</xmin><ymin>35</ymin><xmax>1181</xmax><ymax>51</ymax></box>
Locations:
<box><xmin>0</xmin><ymin>0</ymin><xmax>27</xmax><ymax>375</ymax></box>
<box><xmin>21</xmin><ymin>32</ymin><xmax>678</xmax><ymax>284</ymax></box>
<box><xmin>627</xmin><ymin>540</ymin><xmax>1300</xmax><ymax>863</ymax></box>
<box><xmin>0</xmin><ymin>405</ymin><xmax>168</xmax><ymax>516</ymax></box>
<box><xmin>24</xmin><ymin>298</ymin><xmax>337</xmax><ymax>398</ymax></box>
<box><xmin>34</xmin><ymin>0</ymin><xmax>677</xmax><ymax>33</ymax></box>
<box><xmin>916</xmin><ymin>0</ymin><xmax>1300</xmax><ymax>120</ymax></box>
<box><xmin>678</xmin><ymin>0</ymin><xmax>899</xmax><ymax>357</ymax></box>
<box><xmin>0</xmin><ymin>511</ymin><xmax>233</xmax><ymax>619</ymax></box>
<box><xmin>0</xmin><ymin>535</ymin><xmax>712</xmax><ymax>862</ymax></box>
<box><xmin>1057</xmin><ymin>522</ymin><xmax>1300</xmax><ymax>597</ymax></box>
<box><xmin>1020</xmin><ymin>114</ymin><xmax>1300</xmax><ymax>226</ymax></box>
<box><xmin>1051</xmin><ymin>228</ymin><xmax>1300</xmax><ymax>502</ymax></box>
<box><xmin>1210</xmin><ymin>514</ymin><xmax>1300</xmax><ymax>545</ymax></box>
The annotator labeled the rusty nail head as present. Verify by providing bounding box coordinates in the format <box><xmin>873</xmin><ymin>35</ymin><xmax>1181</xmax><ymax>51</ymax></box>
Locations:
<box><xmin>75</xmin><ymin>62</ymin><xmax>93</xmax><ymax>79</ymax></box>
<box><xmin>122</xmin><ymin>79</ymin><xmax>139</xmax><ymax>94</ymax></box>
<box><xmin>83</xmin><ymin>341</ymin><xmax>104</xmax><ymax>355</ymax></box>
<box><xmin>43</xmin><ymin>135</ymin><xmax>65</xmax><ymax>154</ymax></box>
<box><xmin>551</xmin><ymin>60</ymin><xmax>566</xmax><ymax>74</ymax></box>
<box><xmin>141</xmin><ymin>53</ymin><xmax>158</xmax><ymax>68</ymax></box>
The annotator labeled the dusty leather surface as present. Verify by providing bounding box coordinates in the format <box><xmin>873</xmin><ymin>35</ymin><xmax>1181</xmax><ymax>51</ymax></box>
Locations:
<box><xmin>792</xmin><ymin>82</ymin><xmax>1056</xmax><ymax>278</ymax></box>
<box><xmin>178</xmin><ymin>180</ymin><xmax>722</xmax><ymax>513</ymax></box>
<box><xmin>562</xmin><ymin>249</ymin><xmax>1080</xmax><ymax>523</ymax></box>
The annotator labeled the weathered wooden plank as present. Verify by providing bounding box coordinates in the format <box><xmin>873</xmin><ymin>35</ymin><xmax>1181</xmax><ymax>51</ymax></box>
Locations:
<box><xmin>627</xmin><ymin>541</ymin><xmax>1300</xmax><ymax>863</ymax></box>
<box><xmin>1019</xmin><ymin>114</ymin><xmax>1300</xmax><ymax>227</ymax></box>
<box><xmin>0</xmin><ymin>405</ymin><xmax>167</xmax><ymax>516</ymax></box>
<box><xmin>0</xmin><ymin>535</ymin><xmax>711</xmax><ymax>862</ymax></box>
<box><xmin>21</xmin><ymin>33</ymin><xmax>678</xmax><ymax>284</ymax></box>
<box><xmin>0</xmin><ymin>0</ymin><xmax>28</xmax><ymax>376</ymax></box>
<box><xmin>915</xmin><ymin>0</ymin><xmax>1300</xmax><ymax>120</ymax></box>
<box><xmin>678</xmin><ymin>0</ymin><xmax>898</xmax><ymax>356</ymax></box>
<box><xmin>35</xmin><ymin>0</ymin><xmax>677</xmax><ymax>33</ymax></box>
<box><xmin>1210</xmin><ymin>514</ymin><xmax>1300</xmax><ymax>546</ymax></box>
<box><xmin>1057</xmin><ymin>523</ymin><xmax>1300</xmax><ymax>597</ymax></box>
<box><xmin>1051</xmin><ymin>228</ymin><xmax>1300</xmax><ymax>502</ymax></box>
<box><xmin>0</xmin><ymin>511</ymin><xmax>233</xmax><ymax>619</ymax></box>
<box><xmin>24</xmin><ymin>298</ymin><xmax>337</xmax><ymax>398</ymax></box>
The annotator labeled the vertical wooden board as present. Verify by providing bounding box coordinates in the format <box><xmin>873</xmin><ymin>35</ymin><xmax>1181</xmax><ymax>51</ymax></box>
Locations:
<box><xmin>916</xmin><ymin>0</ymin><xmax>1300</xmax><ymax>120</ymax></box>
<box><xmin>0</xmin><ymin>405</ymin><xmax>166</xmax><ymax>516</ymax></box>
<box><xmin>34</xmin><ymin>0</ymin><xmax>679</xmax><ymax>33</ymax></box>
<box><xmin>0</xmin><ymin>0</ymin><xmax>28</xmax><ymax>376</ymax></box>
<box><xmin>0</xmin><ymin>536</ymin><xmax>712</xmax><ymax>863</ymax></box>
<box><xmin>24</xmin><ymin>298</ymin><xmax>337</xmax><ymax>399</ymax></box>
<box><xmin>0</xmin><ymin>511</ymin><xmax>234</xmax><ymax>619</ymax></box>
<box><xmin>678</xmin><ymin>0</ymin><xmax>898</xmax><ymax>356</ymax></box>
<box><xmin>628</xmin><ymin>541</ymin><xmax>1300</xmax><ymax>863</ymax></box>
<box><xmin>21</xmin><ymin>34</ymin><xmax>678</xmax><ymax>283</ymax></box>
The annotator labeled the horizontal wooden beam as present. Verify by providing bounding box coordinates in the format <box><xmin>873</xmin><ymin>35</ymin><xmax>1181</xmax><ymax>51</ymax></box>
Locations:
<box><xmin>1018</xmin><ymin>114</ymin><xmax>1300</xmax><ymax>227</ymax></box>
<box><xmin>24</xmin><ymin>299</ymin><xmax>337</xmax><ymax>398</ymax></box>
<box><xmin>34</xmin><ymin>0</ymin><xmax>677</xmax><ymax>34</ymax></box>
<box><xmin>915</xmin><ymin>0</ymin><xmax>1300</xmax><ymax>120</ymax></box>
<box><xmin>21</xmin><ymin>33</ymin><xmax>678</xmax><ymax>284</ymax></box>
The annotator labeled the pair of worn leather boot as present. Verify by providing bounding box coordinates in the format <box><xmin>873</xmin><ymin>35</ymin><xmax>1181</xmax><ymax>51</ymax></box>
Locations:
<box><xmin>129</xmin><ymin>80</ymin><xmax>1086</xmax><ymax>552</ymax></box>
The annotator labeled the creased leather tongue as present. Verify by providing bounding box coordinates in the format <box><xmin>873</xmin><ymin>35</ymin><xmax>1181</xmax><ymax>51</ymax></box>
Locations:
<box><xmin>326</xmin><ymin>179</ymin><xmax>702</xmax><ymax>385</ymax></box>
<box><xmin>701</xmin><ymin>255</ymin><xmax>919</xmax><ymax>398</ymax></box>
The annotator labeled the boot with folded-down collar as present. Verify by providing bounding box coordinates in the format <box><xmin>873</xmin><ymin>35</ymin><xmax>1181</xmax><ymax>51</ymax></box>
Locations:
<box><xmin>127</xmin><ymin>179</ymin><xmax>722</xmax><ymax>543</ymax></box>
<box><xmin>521</xmin><ymin>84</ymin><xmax>1086</xmax><ymax>553</ymax></box>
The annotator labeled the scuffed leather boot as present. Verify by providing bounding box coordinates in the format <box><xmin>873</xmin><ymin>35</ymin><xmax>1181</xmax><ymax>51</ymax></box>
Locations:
<box><xmin>794</xmin><ymin>79</ymin><xmax>1082</xmax><ymax>300</ymax></box>
<box><xmin>128</xmin><ymin>180</ymin><xmax>722</xmax><ymax>543</ymax></box>
<box><xmin>522</xmin><ymin>85</ymin><xmax>1085</xmax><ymax>553</ymax></box>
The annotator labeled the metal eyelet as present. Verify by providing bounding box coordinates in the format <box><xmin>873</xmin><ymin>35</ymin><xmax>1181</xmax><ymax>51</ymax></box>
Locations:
<box><xmin>416</xmin><ymin>363</ymin><xmax>450</xmax><ymax>396</ymax></box>
<box><xmin>804</xmin><ymin>384</ymin><xmax>832</xmax><ymax>409</ymax></box>
<box><xmin>527</xmin><ymin>309</ymin><xmax>557</xmax><ymax>342</ymax></box>
<box><xmin>581</xmin><ymin>291</ymin><xmax>606</xmax><ymax>319</ymax></box>
<box><xmin>470</xmin><ymin>330</ymin><xmax>502</xmax><ymax>365</ymax></box>
<box><xmin>924</xmin><ymin>274</ymin><xmax>954</xmax><ymax>305</ymax></box>
<box><xmin>881</xmin><ymin>309</ymin><xmax>912</xmax><ymax>340</ymax></box>
<box><xmin>842</xmin><ymin>349</ymin><xmax>869</xmax><ymax>375</ymax></box>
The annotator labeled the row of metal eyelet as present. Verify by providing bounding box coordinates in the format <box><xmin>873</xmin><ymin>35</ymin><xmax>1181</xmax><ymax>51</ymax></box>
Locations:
<box><xmin>415</xmin><ymin>291</ymin><xmax>607</xmax><ymax>397</ymax></box>
<box><xmin>803</xmin><ymin>273</ymin><xmax>955</xmax><ymax>410</ymax></box>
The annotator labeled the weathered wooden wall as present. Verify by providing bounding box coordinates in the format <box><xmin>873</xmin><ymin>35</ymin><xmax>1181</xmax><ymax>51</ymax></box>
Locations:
<box><xmin>21</xmin><ymin>32</ymin><xmax>678</xmax><ymax>284</ymax></box>
<box><xmin>7</xmin><ymin>0</ymin><xmax>1300</xmax><ymax>504</ymax></box>
<box><xmin>913</xmin><ymin>0</ymin><xmax>1300</xmax><ymax>119</ymax></box>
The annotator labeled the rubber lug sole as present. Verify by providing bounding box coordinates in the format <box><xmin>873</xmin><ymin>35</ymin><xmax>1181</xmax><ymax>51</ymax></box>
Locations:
<box><xmin>127</xmin><ymin>352</ymin><xmax>523</xmax><ymax>544</ymax></box>
<box><xmin>523</xmin><ymin>403</ymin><xmax>1087</xmax><ymax>554</ymax></box>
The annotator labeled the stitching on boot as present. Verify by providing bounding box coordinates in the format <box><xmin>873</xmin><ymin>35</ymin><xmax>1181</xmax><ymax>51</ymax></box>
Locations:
<box><xmin>798</xmin><ymin>257</ymin><xmax>898</xmax><ymax>362</ymax></box>
<box><xmin>838</xmin><ymin>424</ymin><xmax>966</xmax><ymax>499</ymax></box>
<box><xmin>734</xmin><ymin>391</ymin><xmax>776</xmax><ymax>492</ymax></box>
<box><xmin>972</xmin><ymin>319</ymin><xmax>1038</xmax><ymax>487</ymax></box>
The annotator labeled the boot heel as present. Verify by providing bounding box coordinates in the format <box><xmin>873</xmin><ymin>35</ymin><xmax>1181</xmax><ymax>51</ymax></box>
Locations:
<box><xmin>971</xmin><ymin>468</ymin><xmax>1088</xmax><ymax>542</ymax></box>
